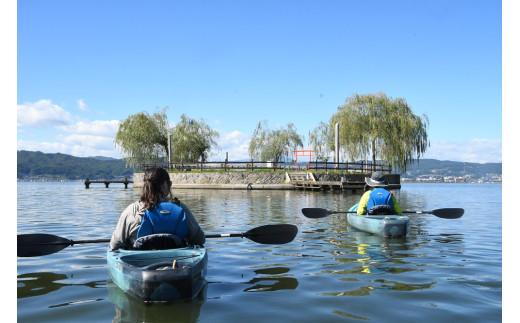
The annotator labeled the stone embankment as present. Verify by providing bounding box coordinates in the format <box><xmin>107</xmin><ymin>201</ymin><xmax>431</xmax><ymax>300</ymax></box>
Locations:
<box><xmin>132</xmin><ymin>172</ymin><xmax>400</xmax><ymax>191</ymax></box>
<box><xmin>133</xmin><ymin>172</ymin><xmax>293</xmax><ymax>190</ymax></box>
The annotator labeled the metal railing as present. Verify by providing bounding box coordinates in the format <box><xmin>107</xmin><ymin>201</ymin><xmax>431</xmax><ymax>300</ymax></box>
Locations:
<box><xmin>307</xmin><ymin>161</ymin><xmax>392</xmax><ymax>173</ymax></box>
<box><xmin>141</xmin><ymin>160</ymin><xmax>392</xmax><ymax>173</ymax></box>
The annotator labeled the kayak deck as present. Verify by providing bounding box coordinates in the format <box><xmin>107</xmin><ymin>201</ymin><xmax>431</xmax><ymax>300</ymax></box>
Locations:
<box><xmin>348</xmin><ymin>205</ymin><xmax>410</xmax><ymax>237</ymax></box>
<box><xmin>107</xmin><ymin>246</ymin><xmax>208</xmax><ymax>303</ymax></box>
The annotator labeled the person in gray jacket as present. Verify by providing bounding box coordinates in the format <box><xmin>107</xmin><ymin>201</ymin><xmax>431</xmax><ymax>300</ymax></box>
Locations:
<box><xmin>110</xmin><ymin>167</ymin><xmax>205</xmax><ymax>250</ymax></box>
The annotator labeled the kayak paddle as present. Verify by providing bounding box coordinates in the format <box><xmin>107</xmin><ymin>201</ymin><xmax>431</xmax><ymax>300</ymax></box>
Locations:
<box><xmin>205</xmin><ymin>224</ymin><xmax>298</xmax><ymax>245</ymax></box>
<box><xmin>301</xmin><ymin>207</ymin><xmax>464</xmax><ymax>219</ymax></box>
<box><xmin>17</xmin><ymin>223</ymin><xmax>298</xmax><ymax>257</ymax></box>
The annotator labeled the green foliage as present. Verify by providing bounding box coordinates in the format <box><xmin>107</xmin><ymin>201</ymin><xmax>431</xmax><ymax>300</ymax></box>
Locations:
<box><xmin>114</xmin><ymin>109</ymin><xmax>220</xmax><ymax>166</ymax></box>
<box><xmin>114</xmin><ymin>108</ymin><xmax>170</xmax><ymax>168</ymax></box>
<box><xmin>170</xmin><ymin>114</ymin><xmax>220</xmax><ymax>162</ymax></box>
<box><xmin>17</xmin><ymin>151</ymin><xmax>137</xmax><ymax>180</ymax></box>
<box><xmin>248</xmin><ymin>121</ymin><xmax>304</xmax><ymax>165</ymax></box>
<box><xmin>308</xmin><ymin>121</ymin><xmax>332</xmax><ymax>161</ymax></box>
<box><xmin>328</xmin><ymin>91</ymin><xmax>429</xmax><ymax>172</ymax></box>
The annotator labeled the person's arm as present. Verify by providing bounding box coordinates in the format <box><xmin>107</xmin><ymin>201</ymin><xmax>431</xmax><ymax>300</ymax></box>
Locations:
<box><xmin>110</xmin><ymin>202</ymin><xmax>144</xmax><ymax>250</ymax></box>
<box><xmin>391</xmin><ymin>194</ymin><xmax>402</xmax><ymax>214</ymax></box>
<box><xmin>357</xmin><ymin>191</ymin><xmax>371</xmax><ymax>215</ymax></box>
<box><xmin>180</xmin><ymin>203</ymin><xmax>205</xmax><ymax>245</ymax></box>
<box><xmin>110</xmin><ymin>210</ymin><xmax>130</xmax><ymax>250</ymax></box>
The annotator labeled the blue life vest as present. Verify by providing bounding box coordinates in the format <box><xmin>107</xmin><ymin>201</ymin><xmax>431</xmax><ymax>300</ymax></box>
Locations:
<box><xmin>137</xmin><ymin>202</ymin><xmax>189</xmax><ymax>239</ymax></box>
<box><xmin>366</xmin><ymin>188</ymin><xmax>394</xmax><ymax>213</ymax></box>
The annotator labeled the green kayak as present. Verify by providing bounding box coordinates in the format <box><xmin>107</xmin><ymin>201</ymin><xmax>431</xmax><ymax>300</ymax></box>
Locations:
<box><xmin>347</xmin><ymin>204</ymin><xmax>410</xmax><ymax>237</ymax></box>
<box><xmin>107</xmin><ymin>245</ymin><xmax>208</xmax><ymax>303</ymax></box>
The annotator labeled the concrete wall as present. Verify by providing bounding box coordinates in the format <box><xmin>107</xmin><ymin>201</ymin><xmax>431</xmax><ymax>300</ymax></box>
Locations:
<box><xmin>133</xmin><ymin>172</ymin><xmax>293</xmax><ymax>190</ymax></box>
<box><xmin>133</xmin><ymin>172</ymin><xmax>400</xmax><ymax>190</ymax></box>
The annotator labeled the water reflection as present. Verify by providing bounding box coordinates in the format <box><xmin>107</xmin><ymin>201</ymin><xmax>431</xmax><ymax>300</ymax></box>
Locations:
<box><xmin>244</xmin><ymin>267</ymin><xmax>298</xmax><ymax>292</ymax></box>
<box><xmin>310</xmin><ymin>221</ymin><xmax>438</xmax><ymax>296</ymax></box>
<box><xmin>432</xmin><ymin>233</ymin><xmax>464</xmax><ymax>244</ymax></box>
<box><xmin>107</xmin><ymin>280</ymin><xmax>205</xmax><ymax>323</ymax></box>
<box><xmin>17</xmin><ymin>272</ymin><xmax>103</xmax><ymax>299</ymax></box>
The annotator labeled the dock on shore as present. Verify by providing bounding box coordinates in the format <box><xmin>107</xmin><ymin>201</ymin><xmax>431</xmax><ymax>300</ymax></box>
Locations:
<box><xmin>84</xmin><ymin>178</ymin><xmax>133</xmax><ymax>189</ymax></box>
<box><xmin>287</xmin><ymin>172</ymin><xmax>401</xmax><ymax>192</ymax></box>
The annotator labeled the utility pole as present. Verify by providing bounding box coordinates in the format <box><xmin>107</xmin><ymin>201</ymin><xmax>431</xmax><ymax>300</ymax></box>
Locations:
<box><xmin>334</xmin><ymin>122</ymin><xmax>339</xmax><ymax>170</ymax></box>
<box><xmin>168</xmin><ymin>133</ymin><xmax>172</xmax><ymax>165</ymax></box>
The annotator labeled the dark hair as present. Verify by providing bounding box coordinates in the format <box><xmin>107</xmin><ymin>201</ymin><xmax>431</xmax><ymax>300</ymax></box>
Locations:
<box><xmin>140</xmin><ymin>167</ymin><xmax>172</xmax><ymax>210</ymax></box>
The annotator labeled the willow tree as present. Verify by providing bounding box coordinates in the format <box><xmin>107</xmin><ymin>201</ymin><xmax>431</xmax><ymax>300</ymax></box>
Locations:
<box><xmin>248</xmin><ymin>121</ymin><xmax>304</xmax><ymax>166</ymax></box>
<box><xmin>330</xmin><ymin>92</ymin><xmax>429</xmax><ymax>172</ymax></box>
<box><xmin>170</xmin><ymin>114</ymin><xmax>220</xmax><ymax>162</ymax></box>
<box><xmin>114</xmin><ymin>108</ymin><xmax>170</xmax><ymax>168</ymax></box>
<box><xmin>308</xmin><ymin>121</ymin><xmax>333</xmax><ymax>161</ymax></box>
<box><xmin>115</xmin><ymin>109</ymin><xmax>219</xmax><ymax>167</ymax></box>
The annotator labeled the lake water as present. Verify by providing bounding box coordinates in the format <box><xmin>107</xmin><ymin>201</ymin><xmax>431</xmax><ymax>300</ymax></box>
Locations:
<box><xmin>17</xmin><ymin>182</ymin><xmax>502</xmax><ymax>322</ymax></box>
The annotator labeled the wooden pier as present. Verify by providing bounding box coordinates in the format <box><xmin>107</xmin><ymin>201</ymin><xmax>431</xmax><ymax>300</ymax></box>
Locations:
<box><xmin>287</xmin><ymin>172</ymin><xmax>400</xmax><ymax>193</ymax></box>
<box><xmin>84</xmin><ymin>178</ymin><xmax>133</xmax><ymax>189</ymax></box>
<box><xmin>292</xmin><ymin>180</ymin><xmax>365</xmax><ymax>192</ymax></box>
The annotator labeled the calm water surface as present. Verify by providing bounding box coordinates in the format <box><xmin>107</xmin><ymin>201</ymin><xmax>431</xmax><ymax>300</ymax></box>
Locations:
<box><xmin>17</xmin><ymin>182</ymin><xmax>502</xmax><ymax>322</ymax></box>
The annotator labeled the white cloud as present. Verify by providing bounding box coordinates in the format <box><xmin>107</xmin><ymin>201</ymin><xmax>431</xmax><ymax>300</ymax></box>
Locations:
<box><xmin>59</xmin><ymin>133</ymin><xmax>116</xmax><ymax>148</ymax></box>
<box><xmin>77</xmin><ymin>99</ymin><xmax>89</xmax><ymax>111</ymax></box>
<box><xmin>58</xmin><ymin>120</ymin><xmax>120</xmax><ymax>137</ymax></box>
<box><xmin>423</xmin><ymin>139</ymin><xmax>502</xmax><ymax>164</ymax></box>
<box><xmin>17</xmin><ymin>99</ymin><xmax>121</xmax><ymax>158</ymax></box>
<box><xmin>17</xmin><ymin>138</ymin><xmax>121</xmax><ymax>158</ymax></box>
<box><xmin>212</xmin><ymin>130</ymin><xmax>251</xmax><ymax>161</ymax></box>
<box><xmin>17</xmin><ymin>140</ymin><xmax>69</xmax><ymax>153</ymax></box>
<box><xmin>17</xmin><ymin>99</ymin><xmax>73</xmax><ymax>127</ymax></box>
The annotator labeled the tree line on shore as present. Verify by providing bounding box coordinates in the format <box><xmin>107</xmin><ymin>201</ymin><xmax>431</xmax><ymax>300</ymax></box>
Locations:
<box><xmin>115</xmin><ymin>91</ymin><xmax>429</xmax><ymax>172</ymax></box>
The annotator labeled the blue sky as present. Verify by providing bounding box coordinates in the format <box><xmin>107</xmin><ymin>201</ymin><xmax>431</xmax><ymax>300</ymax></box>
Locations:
<box><xmin>14</xmin><ymin>0</ymin><xmax>506</xmax><ymax>163</ymax></box>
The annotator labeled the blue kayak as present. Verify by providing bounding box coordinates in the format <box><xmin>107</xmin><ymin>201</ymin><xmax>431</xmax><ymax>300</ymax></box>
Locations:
<box><xmin>347</xmin><ymin>204</ymin><xmax>410</xmax><ymax>237</ymax></box>
<box><xmin>107</xmin><ymin>245</ymin><xmax>208</xmax><ymax>303</ymax></box>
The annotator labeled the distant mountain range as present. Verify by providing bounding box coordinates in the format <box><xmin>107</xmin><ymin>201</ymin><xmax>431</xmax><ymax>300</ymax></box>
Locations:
<box><xmin>17</xmin><ymin>150</ymin><xmax>137</xmax><ymax>181</ymax></box>
<box><xmin>397</xmin><ymin>159</ymin><xmax>501</xmax><ymax>182</ymax></box>
<box><xmin>17</xmin><ymin>150</ymin><xmax>502</xmax><ymax>181</ymax></box>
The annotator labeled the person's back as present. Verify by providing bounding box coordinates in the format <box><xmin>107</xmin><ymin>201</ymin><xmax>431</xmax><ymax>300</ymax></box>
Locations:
<box><xmin>356</xmin><ymin>172</ymin><xmax>402</xmax><ymax>215</ymax></box>
<box><xmin>110</xmin><ymin>167</ymin><xmax>205</xmax><ymax>250</ymax></box>
<box><xmin>137</xmin><ymin>201</ymin><xmax>189</xmax><ymax>239</ymax></box>
<box><xmin>366</xmin><ymin>187</ymin><xmax>394</xmax><ymax>212</ymax></box>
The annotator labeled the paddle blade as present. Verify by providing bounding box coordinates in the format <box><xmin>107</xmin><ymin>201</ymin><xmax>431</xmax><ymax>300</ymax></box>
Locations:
<box><xmin>18</xmin><ymin>234</ymin><xmax>72</xmax><ymax>257</ymax></box>
<box><xmin>301</xmin><ymin>208</ymin><xmax>331</xmax><ymax>218</ymax></box>
<box><xmin>430</xmin><ymin>208</ymin><xmax>465</xmax><ymax>219</ymax></box>
<box><xmin>244</xmin><ymin>224</ymin><xmax>298</xmax><ymax>244</ymax></box>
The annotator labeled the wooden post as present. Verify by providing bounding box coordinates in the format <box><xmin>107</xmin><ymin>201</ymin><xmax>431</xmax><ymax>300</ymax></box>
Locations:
<box><xmin>85</xmin><ymin>178</ymin><xmax>90</xmax><ymax>189</ymax></box>
<box><xmin>225</xmin><ymin>152</ymin><xmax>228</xmax><ymax>172</ymax></box>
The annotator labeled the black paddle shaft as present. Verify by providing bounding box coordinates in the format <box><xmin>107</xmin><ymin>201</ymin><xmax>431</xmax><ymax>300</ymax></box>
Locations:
<box><xmin>301</xmin><ymin>207</ymin><xmax>464</xmax><ymax>219</ymax></box>
<box><xmin>17</xmin><ymin>224</ymin><xmax>298</xmax><ymax>257</ymax></box>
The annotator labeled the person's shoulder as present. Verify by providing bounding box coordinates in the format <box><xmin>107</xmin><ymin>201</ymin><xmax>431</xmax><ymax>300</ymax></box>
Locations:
<box><xmin>124</xmin><ymin>200</ymin><xmax>145</xmax><ymax>214</ymax></box>
<box><xmin>123</xmin><ymin>200</ymin><xmax>140</xmax><ymax>209</ymax></box>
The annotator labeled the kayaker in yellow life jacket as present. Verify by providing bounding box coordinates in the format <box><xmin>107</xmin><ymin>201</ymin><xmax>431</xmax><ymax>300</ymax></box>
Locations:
<box><xmin>356</xmin><ymin>171</ymin><xmax>402</xmax><ymax>216</ymax></box>
<box><xmin>110</xmin><ymin>167</ymin><xmax>205</xmax><ymax>250</ymax></box>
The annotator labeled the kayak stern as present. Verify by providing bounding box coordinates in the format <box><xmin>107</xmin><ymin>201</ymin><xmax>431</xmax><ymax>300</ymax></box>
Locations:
<box><xmin>107</xmin><ymin>246</ymin><xmax>208</xmax><ymax>303</ymax></box>
<box><xmin>347</xmin><ymin>204</ymin><xmax>410</xmax><ymax>238</ymax></box>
